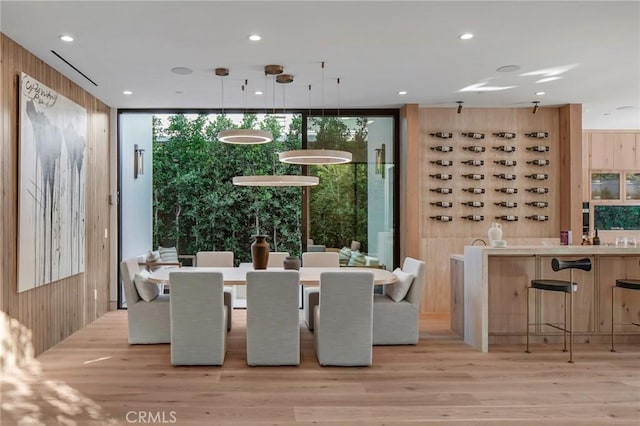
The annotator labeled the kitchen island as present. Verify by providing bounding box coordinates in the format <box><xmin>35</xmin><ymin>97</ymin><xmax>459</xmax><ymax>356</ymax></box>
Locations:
<box><xmin>453</xmin><ymin>245</ymin><xmax>640</xmax><ymax>352</ymax></box>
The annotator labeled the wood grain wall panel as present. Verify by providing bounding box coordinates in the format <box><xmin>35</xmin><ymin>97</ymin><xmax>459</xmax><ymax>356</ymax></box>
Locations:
<box><xmin>590</xmin><ymin>133</ymin><xmax>615</xmax><ymax>169</ymax></box>
<box><xmin>559</xmin><ymin>104</ymin><xmax>583</xmax><ymax>244</ymax></box>
<box><xmin>400</xmin><ymin>104</ymin><xmax>420</xmax><ymax>262</ymax></box>
<box><xmin>582</xmin><ymin>132</ymin><xmax>590</xmax><ymax>201</ymax></box>
<box><xmin>612</xmin><ymin>133</ymin><xmax>638</xmax><ymax>170</ymax></box>
<box><xmin>416</xmin><ymin>107</ymin><xmax>574</xmax><ymax>313</ymax></box>
<box><xmin>0</xmin><ymin>33</ymin><xmax>111</xmax><ymax>366</ymax></box>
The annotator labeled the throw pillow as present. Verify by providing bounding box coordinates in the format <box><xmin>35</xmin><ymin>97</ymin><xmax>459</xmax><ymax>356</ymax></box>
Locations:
<box><xmin>338</xmin><ymin>247</ymin><xmax>352</xmax><ymax>266</ymax></box>
<box><xmin>348</xmin><ymin>251</ymin><xmax>366</xmax><ymax>267</ymax></box>
<box><xmin>134</xmin><ymin>270</ymin><xmax>159</xmax><ymax>302</ymax></box>
<box><xmin>158</xmin><ymin>246</ymin><xmax>179</xmax><ymax>263</ymax></box>
<box><xmin>385</xmin><ymin>268</ymin><xmax>415</xmax><ymax>302</ymax></box>
<box><xmin>145</xmin><ymin>250</ymin><xmax>161</xmax><ymax>271</ymax></box>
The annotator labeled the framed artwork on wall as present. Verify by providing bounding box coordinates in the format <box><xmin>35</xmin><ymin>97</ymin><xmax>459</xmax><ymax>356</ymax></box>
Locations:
<box><xmin>18</xmin><ymin>73</ymin><xmax>87</xmax><ymax>292</ymax></box>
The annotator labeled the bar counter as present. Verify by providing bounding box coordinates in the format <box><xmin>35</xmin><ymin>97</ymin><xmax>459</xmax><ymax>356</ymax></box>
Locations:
<box><xmin>453</xmin><ymin>245</ymin><xmax>640</xmax><ymax>352</ymax></box>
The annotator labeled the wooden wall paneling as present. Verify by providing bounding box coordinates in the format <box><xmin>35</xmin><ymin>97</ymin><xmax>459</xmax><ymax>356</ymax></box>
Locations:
<box><xmin>449</xmin><ymin>257</ymin><xmax>464</xmax><ymax>336</ymax></box>
<box><xmin>558</xmin><ymin>104</ymin><xmax>583</xmax><ymax>245</ymax></box>
<box><xmin>612</xmin><ymin>133</ymin><xmax>638</xmax><ymax>170</ymax></box>
<box><xmin>582</xmin><ymin>132</ymin><xmax>590</xmax><ymax>202</ymax></box>
<box><xmin>400</xmin><ymin>104</ymin><xmax>420</xmax><ymax>262</ymax></box>
<box><xmin>0</xmin><ymin>33</ymin><xmax>111</xmax><ymax>365</ymax></box>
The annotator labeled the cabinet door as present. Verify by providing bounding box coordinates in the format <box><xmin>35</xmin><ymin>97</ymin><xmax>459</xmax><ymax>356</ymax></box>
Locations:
<box><xmin>538</xmin><ymin>256</ymin><xmax>595</xmax><ymax>333</ymax></box>
<box><xmin>590</xmin><ymin>133</ymin><xmax>614</xmax><ymax>169</ymax></box>
<box><xmin>612</xmin><ymin>133</ymin><xmax>638</xmax><ymax>170</ymax></box>
<box><xmin>488</xmin><ymin>256</ymin><xmax>536</xmax><ymax>334</ymax></box>
<box><xmin>598</xmin><ymin>256</ymin><xmax>640</xmax><ymax>333</ymax></box>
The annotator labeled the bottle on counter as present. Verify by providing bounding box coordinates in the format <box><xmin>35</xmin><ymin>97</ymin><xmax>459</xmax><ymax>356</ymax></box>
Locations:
<box><xmin>593</xmin><ymin>229</ymin><xmax>600</xmax><ymax>245</ymax></box>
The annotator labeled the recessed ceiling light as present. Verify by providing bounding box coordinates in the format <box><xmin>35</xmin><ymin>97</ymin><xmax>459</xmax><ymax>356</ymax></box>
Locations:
<box><xmin>459</xmin><ymin>33</ymin><xmax>474</xmax><ymax>40</ymax></box>
<box><xmin>254</xmin><ymin>91</ymin><xmax>263</xmax><ymax>95</ymax></box>
<box><xmin>603</xmin><ymin>113</ymin><xmax>610</xmax><ymax>116</ymax></box>
<box><xmin>616</xmin><ymin>105</ymin><xmax>634</xmax><ymax>110</ymax></box>
<box><xmin>171</xmin><ymin>67</ymin><xmax>193</xmax><ymax>75</ymax></box>
<box><xmin>535</xmin><ymin>91</ymin><xmax>546</xmax><ymax>96</ymax></box>
<box><xmin>248</xmin><ymin>34</ymin><xmax>262</xmax><ymax>41</ymax></box>
<box><xmin>398</xmin><ymin>91</ymin><xmax>407</xmax><ymax>95</ymax></box>
<box><xmin>496</xmin><ymin>65</ymin><xmax>521</xmax><ymax>73</ymax></box>
<box><xmin>175</xmin><ymin>90</ymin><xmax>183</xmax><ymax>94</ymax></box>
<box><xmin>122</xmin><ymin>90</ymin><xmax>132</xmax><ymax>95</ymax></box>
<box><xmin>59</xmin><ymin>35</ymin><xmax>74</xmax><ymax>42</ymax></box>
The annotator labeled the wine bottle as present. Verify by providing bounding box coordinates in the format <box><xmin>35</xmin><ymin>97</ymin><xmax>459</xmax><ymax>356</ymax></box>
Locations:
<box><xmin>527</xmin><ymin>159</ymin><xmax>550</xmax><ymax>166</ymax></box>
<box><xmin>525</xmin><ymin>132</ymin><xmax>549</xmax><ymax>138</ymax></box>
<box><xmin>462</xmin><ymin>132</ymin><xmax>485</xmax><ymax>139</ymax></box>
<box><xmin>495</xmin><ymin>187</ymin><xmax>518</xmax><ymax>194</ymax></box>
<box><xmin>526</xmin><ymin>145</ymin><xmax>550</xmax><ymax>152</ymax></box>
<box><xmin>493</xmin><ymin>173</ymin><xmax>517</xmax><ymax>181</ymax></box>
<box><xmin>430</xmin><ymin>173</ymin><xmax>452</xmax><ymax>180</ymax></box>
<box><xmin>461</xmin><ymin>215</ymin><xmax>484</xmax><ymax>221</ymax></box>
<box><xmin>494</xmin><ymin>201</ymin><xmax>518</xmax><ymax>208</ymax></box>
<box><xmin>525</xmin><ymin>201</ymin><xmax>549</xmax><ymax>208</ymax></box>
<box><xmin>462</xmin><ymin>187</ymin><xmax>485</xmax><ymax>194</ymax></box>
<box><xmin>493</xmin><ymin>132</ymin><xmax>517</xmax><ymax>139</ymax></box>
<box><xmin>492</xmin><ymin>145</ymin><xmax>516</xmax><ymax>153</ymax></box>
<box><xmin>430</xmin><ymin>159</ymin><xmax>453</xmax><ymax>166</ymax></box>
<box><xmin>494</xmin><ymin>160</ymin><xmax>517</xmax><ymax>167</ymax></box>
<box><xmin>430</xmin><ymin>187</ymin><xmax>453</xmax><ymax>194</ymax></box>
<box><xmin>461</xmin><ymin>201</ymin><xmax>484</xmax><ymax>208</ymax></box>
<box><xmin>429</xmin><ymin>132</ymin><xmax>453</xmax><ymax>139</ymax></box>
<box><xmin>430</xmin><ymin>145</ymin><xmax>453</xmax><ymax>152</ymax></box>
<box><xmin>430</xmin><ymin>201</ymin><xmax>453</xmax><ymax>208</ymax></box>
<box><xmin>461</xmin><ymin>159</ymin><xmax>484</xmax><ymax>166</ymax></box>
<box><xmin>525</xmin><ymin>173</ymin><xmax>549</xmax><ymax>180</ymax></box>
<box><xmin>463</xmin><ymin>145</ymin><xmax>486</xmax><ymax>153</ymax></box>
<box><xmin>495</xmin><ymin>215</ymin><xmax>519</xmax><ymax>222</ymax></box>
<box><xmin>430</xmin><ymin>215</ymin><xmax>453</xmax><ymax>222</ymax></box>
<box><xmin>462</xmin><ymin>173</ymin><xmax>484</xmax><ymax>180</ymax></box>
<box><xmin>526</xmin><ymin>215</ymin><xmax>549</xmax><ymax>221</ymax></box>
<box><xmin>525</xmin><ymin>187</ymin><xmax>549</xmax><ymax>194</ymax></box>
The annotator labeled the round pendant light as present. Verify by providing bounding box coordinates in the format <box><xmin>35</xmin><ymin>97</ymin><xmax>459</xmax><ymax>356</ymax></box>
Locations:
<box><xmin>218</xmin><ymin>129</ymin><xmax>273</xmax><ymax>144</ymax></box>
<box><xmin>215</xmin><ymin>71</ymin><xmax>273</xmax><ymax>145</ymax></box>
<box><xmin>278</xmin><ymin>149</ymin><xmax>352</xmax><ymax>165</ymax></box>
<box><xmin>233</xmin><ymin>175</ymin><xmax>319</xmax><ymax>187</ymax></box>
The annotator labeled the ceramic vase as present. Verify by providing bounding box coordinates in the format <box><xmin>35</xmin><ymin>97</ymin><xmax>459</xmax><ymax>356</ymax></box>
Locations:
<box><xmin>251</xmin><ymin>235</ymin><xmax>270</xmax><ymax>270</ymax></box>
<box><xmin>283</xmin><ymin>255</ymin><xmax>301</xmax><ymax>270</ymax></box>
<box><xmin>488</xmin><ymin>223</ymin><xmax>503</xmax><ymax>242</ymax></box>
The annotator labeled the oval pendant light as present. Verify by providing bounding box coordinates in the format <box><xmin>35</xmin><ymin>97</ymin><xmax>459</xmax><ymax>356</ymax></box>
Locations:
<box><xmin>233</xmin><ymin>175</ymin><xmax>319</xmax><ymax>187</ymax></box>
<box><xmin>278</xmin><ymin>149</ymin><xmax>352</xmax><ymax>165</ymax></box>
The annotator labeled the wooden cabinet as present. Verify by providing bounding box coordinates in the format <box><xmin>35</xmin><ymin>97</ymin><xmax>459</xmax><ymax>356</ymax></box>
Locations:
<box><xmin>598</xmin><ymin>256</ymin><xmax>640</xmax><ymax>333</ymax></box>
<box><xmin>488</xmin><ymin>256</ymin><xmax>535</xmax><ymax>334</ymax></box>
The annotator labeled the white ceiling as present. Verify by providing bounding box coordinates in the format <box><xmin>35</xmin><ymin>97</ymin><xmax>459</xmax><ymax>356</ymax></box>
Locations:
<box><xmin>2</xmin><ymin>1</ymin><xmax>639</xmax><ymax>129</ymax></box>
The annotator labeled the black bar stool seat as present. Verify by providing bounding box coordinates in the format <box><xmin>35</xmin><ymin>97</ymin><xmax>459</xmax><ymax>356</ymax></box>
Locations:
<box><xmin>616</xmin><ymin>279</ymin><xmax>640</xmax><ymax>291</ymax></box>
<box><xmin>611</xmin><ymin>278</ymin><xmax>640</xmax><ymax>352</ymax></box>
<box><xmin>526</xmin><ymin>257</ymin><xmax>592</xmax><ymax>363</ymax></box>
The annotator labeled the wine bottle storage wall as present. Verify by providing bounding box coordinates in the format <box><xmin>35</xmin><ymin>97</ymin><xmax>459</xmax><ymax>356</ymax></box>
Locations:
<box><xmin>421</xmin><ymin>108</ymin><xmax>559</xmax><ymax>238</ymax></box>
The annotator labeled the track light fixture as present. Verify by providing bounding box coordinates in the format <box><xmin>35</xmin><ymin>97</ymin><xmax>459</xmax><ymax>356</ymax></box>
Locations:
<box><xmin>457</xmin><ymin>101</ymin><xmax>464</xmax><ymax>114</ymax></box>
<box><xmin>532</xmin><ymin>101</ymin><xmax>540</xmax><ymax>114</ymax></box>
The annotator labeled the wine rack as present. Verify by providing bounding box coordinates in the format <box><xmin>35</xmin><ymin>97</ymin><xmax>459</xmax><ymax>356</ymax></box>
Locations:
<box><xmin>425</xmin><ymin>120</ymin><xmax>554</xmax><ymax>232</ymax></box>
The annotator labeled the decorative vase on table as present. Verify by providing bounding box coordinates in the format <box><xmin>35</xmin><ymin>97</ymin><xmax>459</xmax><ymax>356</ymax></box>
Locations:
<box><xmin>487</xmin><ymin>223</ymin><xmax>503</xmax><ymax>243</ymax></box>
<box><xmin>251</xmin><ymin>235</ymin><xmax>270</xmax><ymax>270</ymax></box>
<box><xmin>283</xmin><ymin>255</ymin><xmax>301</xmax><ymax>270</ymax></box>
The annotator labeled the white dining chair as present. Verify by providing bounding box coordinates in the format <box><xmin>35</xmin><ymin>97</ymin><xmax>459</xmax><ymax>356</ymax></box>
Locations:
<box><xmin>246</xmin><ymin>271</ymin><xmax>300</xmax><ymax>366</ymax></box>
<box><xmin>314</xmin><ymin>271</ymin><xmax>374</xmax><ymax>366</ymax></box>
<box><xmin>195</xmin><ymin>251</ymin><xmax>234</xmax><ymax>331</ymax></box>
<box><xmin>266</xmin><ymin>252</ymin><xmax>290</xmax><ymax>268</ymax></box>
<box><xmin>170</xmin><ymin>271</ymin><xmax>227</xmax><ymax>365</ymax></box>
<box><xmin>302</xmin><ymin>252</ymin><xmax>340</xmax><ymax>332</ymax></box>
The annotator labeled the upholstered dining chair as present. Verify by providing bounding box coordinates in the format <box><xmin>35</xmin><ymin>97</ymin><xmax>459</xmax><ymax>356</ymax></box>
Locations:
<box><xmin>372</xmin><ymin>257</ymin><xmax>426</xmax><ymax>345</ymax></box>
<box><xmin>302</xmin><ymin>251</ymin><xmax>340</xmax><ymax>332</ymax></box>
<box><xmin>120</xmin><ymin>258</ymin><xmax>171</xmax><ymax>344</ymax></box>
<box><xmin>170</xmin><ymin>271</ymin><xmax>227</xmax><ymax>365</ymax></box>
<box><xmin>314</xmin><ymin>271</ymin><xmax>374</xmax><ymax>366</ymax></box>
<box><xmin>246</xmin><ymin>271</ymin><xmax>300</xmax><ymax>366</ymax></box>
<box><xmin>266</xmin><ymin>252</ymin><xmax>290</xmax><ymax>268</ymax></box>
<box><xmin>195</xmin><ymin>251</ymin><xmax>234</xmax><ymax>331</ymax></box>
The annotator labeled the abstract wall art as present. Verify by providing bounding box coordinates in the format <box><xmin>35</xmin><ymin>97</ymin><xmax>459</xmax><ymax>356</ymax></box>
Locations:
<box><xmin>18</xmin><ymin>73</ymin><xmax>87</xmax><ymax>292</ymax></box>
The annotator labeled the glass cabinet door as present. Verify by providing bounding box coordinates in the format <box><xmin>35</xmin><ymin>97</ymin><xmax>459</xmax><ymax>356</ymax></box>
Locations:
<box><xmin>591</xmin><ymin>173</ymin><xmax>620</xmax><ymax>200</ymax></box>
<box><xmin>625</xmin><ymin>173</ymin><xmax>640</xmax><ymax>200</ymax></box>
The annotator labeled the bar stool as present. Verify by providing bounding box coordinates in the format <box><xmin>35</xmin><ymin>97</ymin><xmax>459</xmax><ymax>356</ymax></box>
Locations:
<box><xmin>526</xmin><ymin>257</ymin><xmax>592</xmax><ymax>363</ymax></box>
<box><xmin>610</xmin><ymin>278</ymin><xmax>640</xmax><ymax>352</ymax></box>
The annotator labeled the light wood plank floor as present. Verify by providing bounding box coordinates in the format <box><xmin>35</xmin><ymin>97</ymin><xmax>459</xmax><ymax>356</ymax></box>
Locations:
<box><xmin>2</xmin><ymin>310</ymin><xmax>639</xmax><ymax>425</ymax></box>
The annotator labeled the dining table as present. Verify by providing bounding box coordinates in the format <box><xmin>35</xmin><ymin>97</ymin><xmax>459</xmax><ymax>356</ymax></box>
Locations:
<box><xmin>148</xmin><ymin>264</ymin><xmax>398</xmax><ymax>286</ymax></box>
